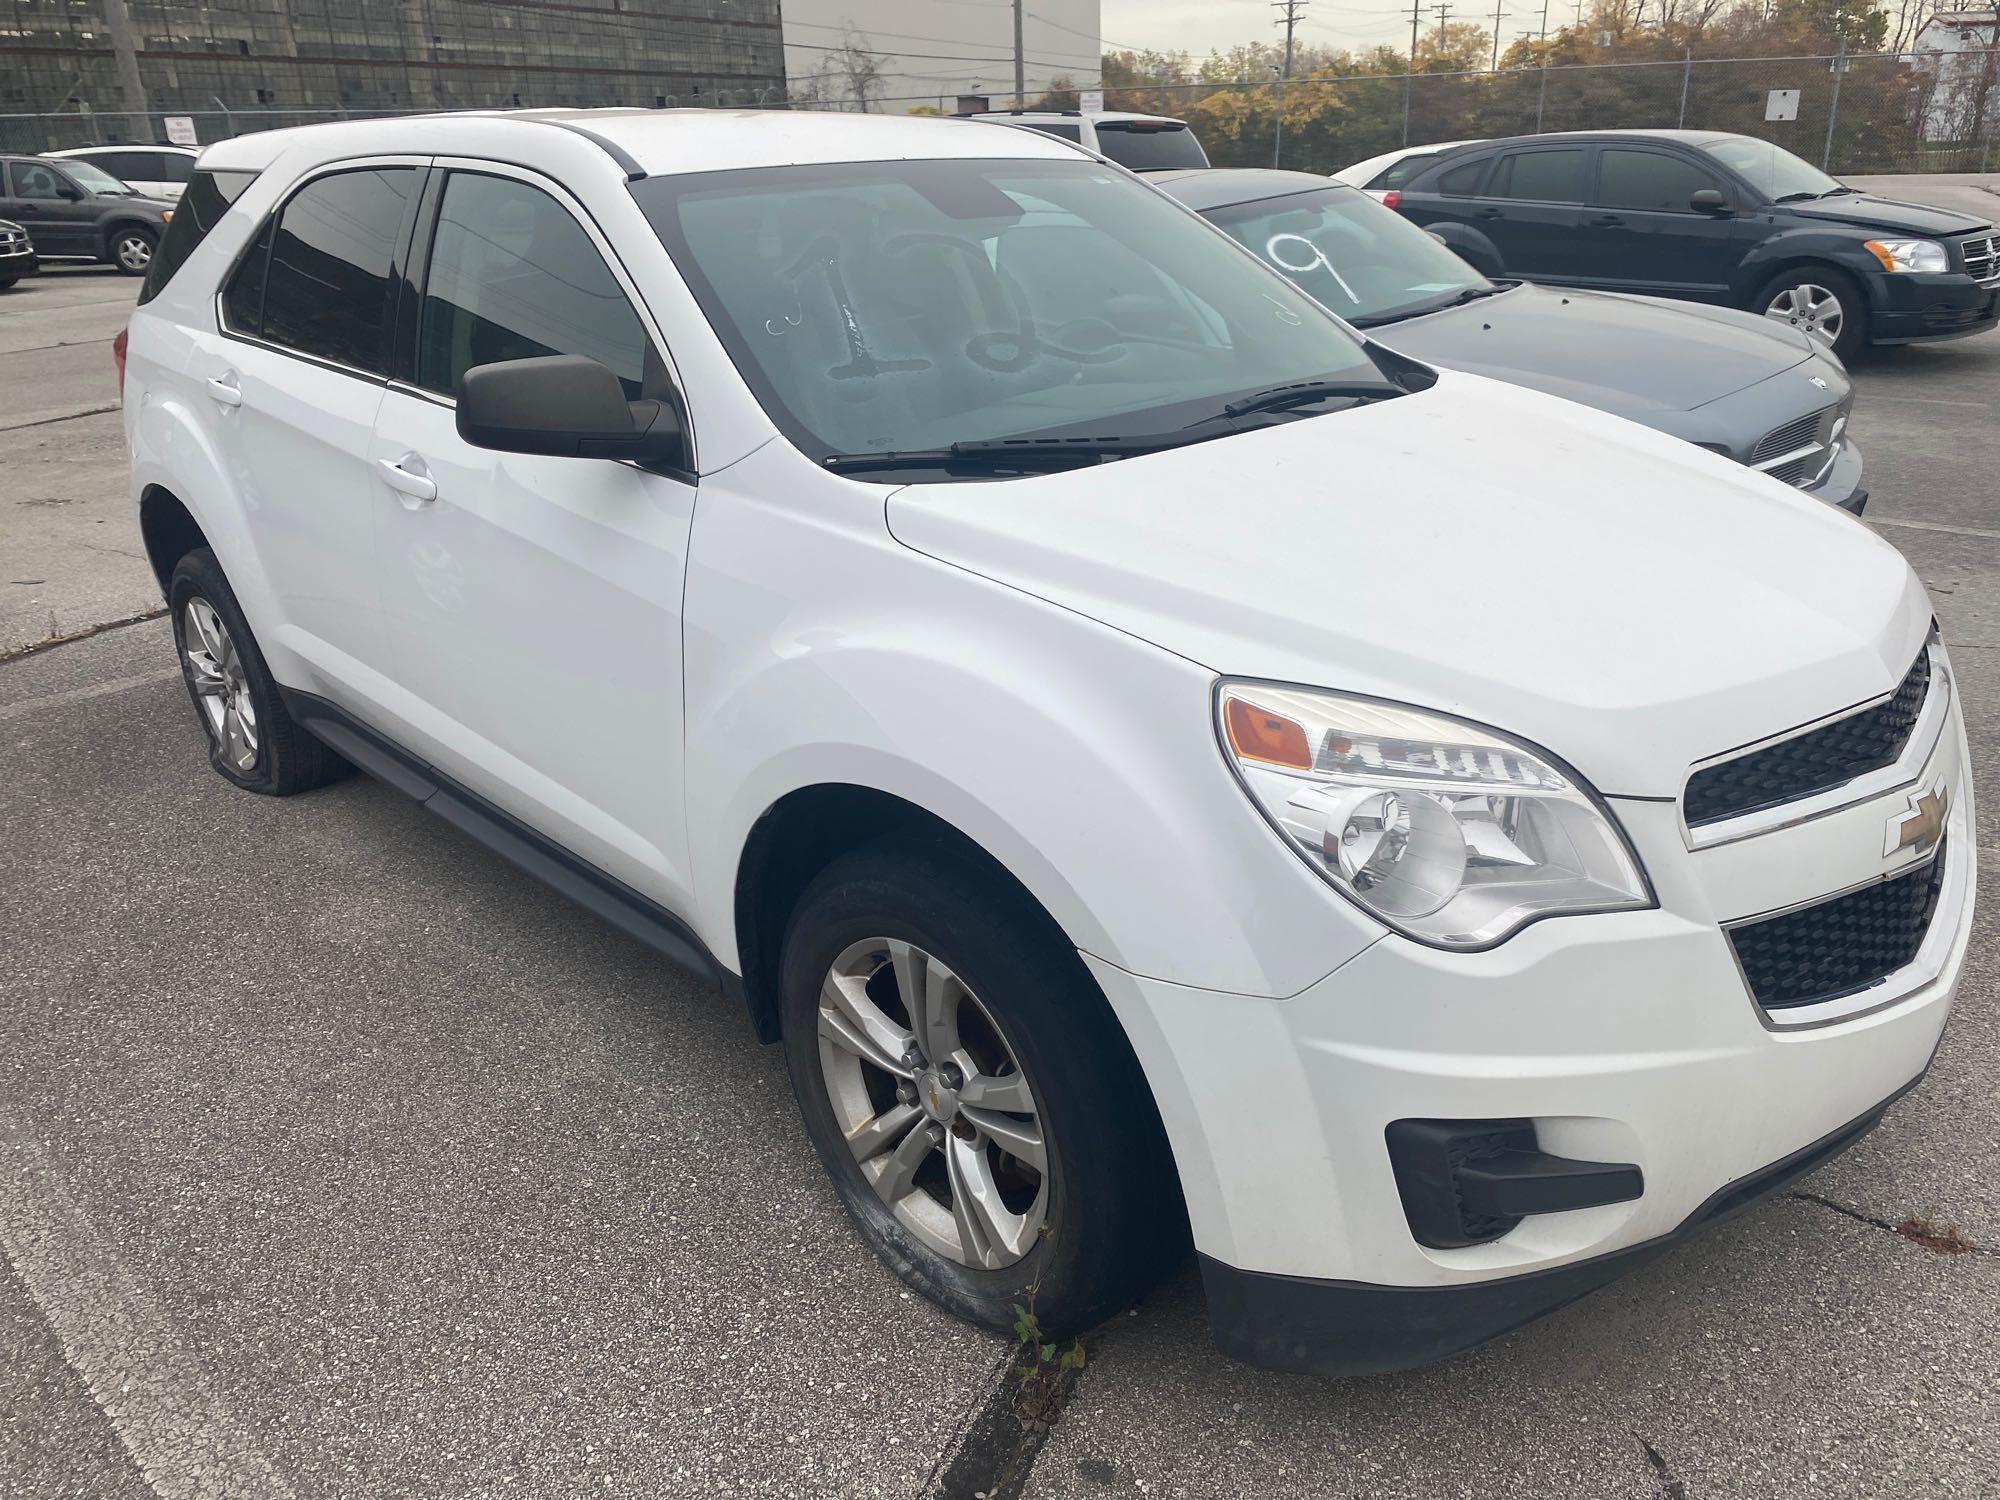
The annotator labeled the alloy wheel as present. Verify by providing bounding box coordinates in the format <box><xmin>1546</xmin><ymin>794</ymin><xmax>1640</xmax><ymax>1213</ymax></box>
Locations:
<box><xmin>180</xmin><ymin>596</ymin><xmax>260</xmax><ymax>772</ymax></box>
<box><xmin>816</xmin><ymin>937</ymin><xmax>1048</xmax><ymax>1269</ymax></box>
<box><xmin>1764</xmin><ymin>283</ymin><xmax>1843</xmax><ymax>346</ymax></box>
<box><xmin>115</xmin><ymin>233</ymin><xmax>152</xmax><ymax>272</ymax></box>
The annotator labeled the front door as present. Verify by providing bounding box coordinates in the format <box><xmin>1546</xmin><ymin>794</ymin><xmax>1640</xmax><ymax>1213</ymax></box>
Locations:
<box><xmin>365</xmin><ymin>164</ymin><xmax>698</xmax><ymax>908</ymax></box>
<box><xmin>3</xmin><ymin>160</ymin><xmax>95</xmax><ymax>253</ymax></box>
<box><xmin>1582</xmin><ymin>146</ymin><xmax>1745</xmax><ymax>301</ymax></box>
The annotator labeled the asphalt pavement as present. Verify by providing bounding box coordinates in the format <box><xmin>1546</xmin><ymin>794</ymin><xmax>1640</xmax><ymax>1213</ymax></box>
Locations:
<box><xmin>5</xmin><ymin>172</ymin><xmax>2000</xmax><ymax>1500</ymax></box>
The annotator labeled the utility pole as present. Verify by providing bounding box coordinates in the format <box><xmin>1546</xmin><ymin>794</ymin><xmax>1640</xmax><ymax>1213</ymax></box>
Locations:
<box><xmin>1272</xmin><ymin>0</ymin><xmax>1306</xmax><ymax>167</ymax></box>
<box><xmin>1012</xmin><ymin>0</ymin><xmax>1025</xmax><ymax>106</ymax></box>
<box><xmin>1821</xmin><ymin>37</ymin><xmax>1846</xmax><ymax>170</ymax></box>
<box><xmin>99</xmin><ymin>0</ymin><xmax>151</xmax><ymax>141</ymax></box>
<box><xmin>1489</xmin><ymin>0</ymin><xmax>1509</xmax><ymax>68</ymax></box>
<box><xmin>1402</xmin><ymin>0</ymin><xmax>1424</xmax><ymax>143</ymax></box>
<box><xmin>1539</xmin><ymin>0</ymin><xmax>1550</xmax><ymax>39</ymax></box>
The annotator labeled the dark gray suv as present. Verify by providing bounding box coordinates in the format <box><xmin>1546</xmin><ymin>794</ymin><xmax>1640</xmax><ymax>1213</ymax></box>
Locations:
<box><xmin>0</xmin><ymin>155</ymin><xmax>175</xmax><ymax>275</ymax></box>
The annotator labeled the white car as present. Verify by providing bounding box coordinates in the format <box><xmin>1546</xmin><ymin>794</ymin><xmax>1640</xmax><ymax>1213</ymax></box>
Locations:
<box><xmin>47</xmin><ymin>143</ymin><xmax>200</xmax><ymax>201</ymax></box>
<box><xmin>120</xmin><ymin>109</ymin><xmax>1971</xmax><ymax>1376</ymax></box>
<box><xmin>967</xmin><ymin>109</ymin><xmax>1209</xmax><ymax>171</ymax></box>
<box><xmin>1334</xmin><ymin>139</ymin><xmax>1485</xmax><ymax>199</ymax></box>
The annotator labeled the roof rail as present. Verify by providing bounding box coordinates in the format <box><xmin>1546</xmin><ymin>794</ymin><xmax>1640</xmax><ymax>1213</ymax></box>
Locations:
<box><xmin>534</xmin><ymin>117</ymin><xmax>647</xmax><ymax>181</ymax></box>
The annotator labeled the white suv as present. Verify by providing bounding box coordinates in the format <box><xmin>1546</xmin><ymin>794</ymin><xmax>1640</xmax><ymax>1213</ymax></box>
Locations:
<box><xmin>48</xmin><ymin>143</ymin><xmax>200</xmax><ymax>201</ymax></box>
<box><xmin>968</xmin><ymin>109</ymin><xmax>1209</xmax><ymax>171</ymax></box>
<box><xmin>120</xmin><ymin>109</ymin><xmax>1971</xmax><ymax>1376</ymax></box>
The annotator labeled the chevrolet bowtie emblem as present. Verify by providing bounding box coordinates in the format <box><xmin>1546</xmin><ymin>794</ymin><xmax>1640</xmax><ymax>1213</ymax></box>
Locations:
<box><xmin>1885</xmin><ymin>781</ymin><xmax>1948</xmax><ymax>859</ymax></box>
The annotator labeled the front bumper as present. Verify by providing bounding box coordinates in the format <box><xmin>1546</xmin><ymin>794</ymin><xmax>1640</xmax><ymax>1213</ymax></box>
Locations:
<box><xmin>1088</xmin><ymin>689</ymin><xmax>1972</xmax><ymax>1375</ymax></box>
<box><xmin>0</xmin><ymin>246</ymin><xmax>37</xmax><ymax>279</ymax></box>
<box><xmin>1800</xmin><ymin>433</ymin><xmax>1865</xmax><ymax>512</ymax></box>
<box><xmin>1865</xmin><ymin>268</ymin><xmax>1999</xmax><ymax>345</ymax></box>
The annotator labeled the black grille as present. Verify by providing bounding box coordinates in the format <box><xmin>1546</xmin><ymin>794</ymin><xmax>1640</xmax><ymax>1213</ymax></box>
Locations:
<box><xmin>1751</xmin><ymin>407</ymin><xmax>1829</xmax><ymax>465</ymax></box>
<box><xmin>1685</xmin><ymin>648</ymin><xmax>1930</xmax><ymax>827</ymax></box>
<box><xmin>1729</xmin><ymin>845</ymin><xmax>1946</xmax><ymax>1012</ymax></box>
<box><xmin>1961</xmin><ymin>233</ymin><xmax>1998</xmax><ymax>287</ymax></box>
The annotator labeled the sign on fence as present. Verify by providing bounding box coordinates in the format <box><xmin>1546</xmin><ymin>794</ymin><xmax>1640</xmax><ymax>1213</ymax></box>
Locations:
<box><xmin>1080</xmin><ymin>89</ymin><xmax>1105</xmax><ymax>113</ymax></box>
<box><xmin>164</xmin><ymin>116</ymin><xmax>198</xmax><ymax>145</ymax></box>
<box><xmin>1765</xmin><ymin>89</ymin><xmax>1801</xmax><ymax>121</ymax></box>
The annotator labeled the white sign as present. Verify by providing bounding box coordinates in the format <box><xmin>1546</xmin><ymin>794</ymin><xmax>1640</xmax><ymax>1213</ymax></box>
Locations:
<box><xmin>164</xmin><ymin>115</ymin><xmax>199</xmax><ymax>145</ymax></box>
<box><xmin>1080</xmin><ymin>89</ymin><xmax>1105</xmax><ymax>113</ymax></box>
<box><xmin>1765</xmin><ymin>89</ymin><xmax>1800</xmax><ymax>122</ymax></box>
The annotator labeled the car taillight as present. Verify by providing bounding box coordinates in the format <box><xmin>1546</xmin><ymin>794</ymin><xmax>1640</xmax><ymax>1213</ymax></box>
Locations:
<box><xmin>113</xmin><ymin>325</ymin><xmax>129</xmax><ymax>400</ymax></box>
<box><xmin>1382</xmin><ymin>190</ymin><xmax>1403</xmax><ymax>212</ymax></box>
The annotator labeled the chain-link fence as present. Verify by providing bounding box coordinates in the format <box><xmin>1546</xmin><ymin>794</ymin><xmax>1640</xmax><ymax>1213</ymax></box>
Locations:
<box><xmin>3</xmin><ymin>48</ymin><xmax>1995</xmax><ymax>176</ymax></box>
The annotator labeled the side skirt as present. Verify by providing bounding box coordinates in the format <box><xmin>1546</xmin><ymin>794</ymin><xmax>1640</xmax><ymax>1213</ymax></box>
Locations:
<box><xmin>281</xmin><ymin>687</ymin><xmax>752</xmax><ymax>1020</ymax></box>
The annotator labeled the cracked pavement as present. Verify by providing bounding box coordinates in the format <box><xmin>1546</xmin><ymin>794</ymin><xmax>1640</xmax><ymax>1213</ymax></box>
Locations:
<box><xmin>7</xmin><ymin>169</ymin><xmax>2000</xmax><ymax>1498</ymax></box>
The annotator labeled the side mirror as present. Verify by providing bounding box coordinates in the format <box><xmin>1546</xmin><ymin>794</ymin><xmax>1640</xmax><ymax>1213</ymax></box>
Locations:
<box><xmin>56</xmin><ymin>180</ymin><xmax>84</xmax><ymax>200</ymax></box>
<box><xmin>1689</xmin><ymin>189</ymin><xmax>1730</xmax><ymax>215</ymax></box>
<box><xmin>457</xmin><ymin>354</ymin><xmax>685</xmax><ymax>466</ymax></box>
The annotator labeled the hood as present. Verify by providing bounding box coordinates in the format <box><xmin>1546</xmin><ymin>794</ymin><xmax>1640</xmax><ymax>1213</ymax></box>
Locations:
<box><xmin>884</xmin><ymin>371</ymin><xmax>1930</xmax><ymax>799</ymax></box>
<box><xmin>1784</xmin><ymin>191</ymin><xmax>1991</xmax><ymax>238</ymax></box>
<box><xmin>1371</xmin><ymin>282</ymin><xmax>1812</xmax><ymax>416</ymax></box>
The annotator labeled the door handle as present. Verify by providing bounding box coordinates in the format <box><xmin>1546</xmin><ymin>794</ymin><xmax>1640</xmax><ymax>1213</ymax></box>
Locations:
<box><xmin>378</xmin><ymin>456</ymin><xmax>437</xmax><ymax>504</ymax></box>
<box><xmin>1587</xmin><ymin>213</ymin><xmax>1623</xmax><ymax>227</ymax></box>
<box><xmin>205</xmin><ymin>374</ymin><xmax>242</xmax><ymax>407</ymax></box>
<box><xmin>1473</xmin><ymin>206</ymin><xmax>1505</xmax><ymax>220</ymax></box>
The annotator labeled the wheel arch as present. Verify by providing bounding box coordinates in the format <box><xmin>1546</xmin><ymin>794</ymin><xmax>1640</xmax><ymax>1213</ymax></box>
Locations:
<box><xmin>138</xmin><ymin>484</ymin><xmax>210</xmax><ymax>595</ymax></box>
<box><xmin>1424</xmin><ymin>222</ymin><xmax>1503</xmax><ymax>276</ymax></box>
<box><xmin>1735</xmin><ymin>238</ymin><xmax>1876</xmax><ymax>312</ymax></box>
<box><xmin>100</xmin><ymin>216</ymin><xmax>158</xmax><ymax>257</ymax></box>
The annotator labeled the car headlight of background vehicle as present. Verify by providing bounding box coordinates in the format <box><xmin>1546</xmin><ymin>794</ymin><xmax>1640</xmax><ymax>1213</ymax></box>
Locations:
<box><xmin>1864</xmin><ymin>238</ymin><xmax>1948</xmax><ymax>275</ymax></box>
<box><xmin>1217</xmin><ymin>682</ymin><xmax>1652</xmax><ymax>949</ymax></box>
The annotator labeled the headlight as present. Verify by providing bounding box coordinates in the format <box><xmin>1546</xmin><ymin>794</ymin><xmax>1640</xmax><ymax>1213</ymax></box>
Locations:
<box><xmin>1864</xmin><ymin>238</ymin><xmax>1947</xmax><ymax>275</ymax></box>
<box><xmin>1217</xmin><ymin>682</ymin><xmax>1652</xmax><ymax>949</ymax></box>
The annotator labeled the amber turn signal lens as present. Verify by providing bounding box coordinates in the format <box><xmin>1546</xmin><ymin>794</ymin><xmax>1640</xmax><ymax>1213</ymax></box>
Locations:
<box><xmin>1224</xmin><ymin>695</ymin><xmax>1313</xmax><ymax>770</ymax></box>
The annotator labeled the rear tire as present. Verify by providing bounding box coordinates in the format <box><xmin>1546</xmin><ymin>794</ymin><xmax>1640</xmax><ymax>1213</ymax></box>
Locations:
<box><xmin>1754</xmin><ymin>264</ymin><xmax>1867</xmax><ymax>362</ymax></box>
<box><xmin>779</xmin><ymin>833</ymin><xmax>1185</xmax><ymax>1339</ymax></box>
<box><xmin>109</xmin><ymin>225</ymin><xmax>156</xmax><ymax>276</ymax></box>
<box><xmin>168</xmin><ymin>548</ymin><xmax>348</xmax><ymax>795</ymax></box>
<box><xmin>0</xmin><ymin>277</ymin><xmax>17</xmax><ymax>291</ymax></box>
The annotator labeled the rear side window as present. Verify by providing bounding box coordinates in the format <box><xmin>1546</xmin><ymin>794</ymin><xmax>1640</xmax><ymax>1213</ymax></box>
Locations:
<box><xmin>416</xmin><ymin>172</ymin><xmax>649</xmax><ymax>399</ymax></box>
<box><xmin>1093</xmin><ymin>122</ymin><xmax>1209</xmax><ymax>171</ymax></box>
<box><xmin>1017</xmin><ymin>121</ymin><xmax>1082</xmax><ymax>144</ymax></box>
<box><xmin>94</xmin><ymin>150</ymin><xmax>159</xmax><ymax>181</ymax></box>
<box><xmin>161</xmin><ymin>153</ymin><xmax>196</xmax><ymax>183</ymax></box>
<box><xmin>1597</xmin><ymin>149</ymin><xmax>1721</xmax><ymax>212</ymax></box>
<box><xmin>255</xmin><ymin>167</ymin><xmax>418</xmax><ymax>373</ymax></box>
<box><xmin>1435</xmin><ymin>158</ymin><xmax>1489</xmax><ymax>196</ymax></box>
<box><xmin>138</xmin><ymin>167</ymin><xmax>256</xmax><ymax>305</ymax></box>
<box><xmin>1368</xmin><ymin>153</ymin><xmax>1436</xmax><ymax>190</ymax></box>
<box><xmin>1488</xmin><ymin>148</ymin><xmax>1587</xmax><ymax>203</ymax></box>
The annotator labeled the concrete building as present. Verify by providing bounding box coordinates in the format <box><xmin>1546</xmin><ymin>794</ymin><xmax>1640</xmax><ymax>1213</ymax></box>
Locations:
<box><xmin>1</xmin><ymin>0</ymin><xmax>786</xmax><ymax>151</ymax></box>
<box><xmin>780</xmin><ymin>0</ymin><xmax>1100</xmax><ymax>114</ymax></box>
<box><xmin>1914</xmin><ymin>9</ymin><xmax>2000</xmax><ymax>142</ymax></box>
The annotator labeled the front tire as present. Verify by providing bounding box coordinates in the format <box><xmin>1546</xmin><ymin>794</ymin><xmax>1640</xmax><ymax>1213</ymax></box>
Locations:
<box><xmin>779</xmin><ymin>834</ymin><xmax>1184</xmax><ymax>1339</ymax></box>
<box><xmin>109</xmin><ymin>225</ymin><xmax>156</xmax><ymax>276</ymax></box>
<box><xmin>169</xmin><ymin>548</ymin><xmax>348</xmax><ymax>795</ymax></box>
<box><xmin>1755</xmin><ymin>264</ymin><xmax>1867</xmax><ymax>361</ymax></box>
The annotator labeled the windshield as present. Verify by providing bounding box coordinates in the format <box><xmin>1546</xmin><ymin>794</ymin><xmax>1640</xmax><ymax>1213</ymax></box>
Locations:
<box><xmin>1094</xmin><ymin>122</ymin><xmax>1209</xmax><ymax>172</ymax></box>
<box><xmin>632</xmin><ymin>158</ymin><xmax>1385</xmax><ymax>469</ymax></box>
<box><xmin>60</xmin><ymin>159</ymin><xmax>132</xmax><ymax>194</ymax></box>
<box><xmin>1201</xmin><ymin>185</ymin><xmax>1491</xmax><ymax>325</ymax></box>
<box><xmin>1703</xmin><ymin>135</ymin><xmax>1842</xmax><ymax>202</ymax></box>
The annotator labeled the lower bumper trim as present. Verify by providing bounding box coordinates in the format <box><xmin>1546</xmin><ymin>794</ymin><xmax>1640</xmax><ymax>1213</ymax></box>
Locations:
<box><xmin>1200</xmin><ymin>1068</ymin><xmax>1927</xmax><ymax>1377</ymax></box>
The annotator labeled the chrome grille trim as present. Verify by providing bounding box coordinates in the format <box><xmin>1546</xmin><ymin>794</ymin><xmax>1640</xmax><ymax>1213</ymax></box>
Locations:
<box><xmin>1960</xmin><ymin>233</ymin><xmax>1998</xmax><ymax>288</ymax></box>
<box><xmin>1749</xmin><ymin>402</ymin><xmax>1846</xmax><ymax>490</ymax></box>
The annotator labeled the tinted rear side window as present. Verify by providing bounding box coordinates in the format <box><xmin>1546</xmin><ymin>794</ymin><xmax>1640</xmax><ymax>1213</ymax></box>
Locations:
<box><xmin>259</xmin><ymin>167</ymin><xmax>417</xmax><ymax>373</ymax></box>
<box><xmin>138</xmin><ymin>167</ymin><xmax>255</xmax><ymax>305</ymax></box>
<box><xmin>1018</xmin><ymin>121</ymin><xmax>1082</xmax><ymax>143</ymax></box>
<box><xmin>1597</xmin><ymin>149</ymin><xmax>1720</xmax><ymax>212</ymax></box>
<box><xmin>1094</xmin><ymin>123</ymin><xmax>1209</xmax><ymax>171</ymax></box>
<box><xmin>161</xmin><ymin>153</ymin><xmax>196</xmax><ymax>183</ymax></box>
<box><xmin>1488</xmin><ymin>148</ymin><xmax>1587</xmax><ymax>203</ymax></box>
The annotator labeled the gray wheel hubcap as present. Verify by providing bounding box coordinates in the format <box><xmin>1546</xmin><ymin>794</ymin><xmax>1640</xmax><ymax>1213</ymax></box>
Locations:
<box><xmin>1765</xmin><ymin>282</ymin><xmax>1843</xmax><ymax>346</ymax></box>
<box><xmin>116</xmin><ymin>234</ymin><xmax>151</xmax><ymax>271</ymax></box>
<box><xmin>180</xmin><ymin>596</ymin><xmax>259</xmax><ymax>772</ymax></box>
<box><xmin>817</xmin><ymin>938</ymin><xmax>1048</xmax><ymax>1270</ymax></box>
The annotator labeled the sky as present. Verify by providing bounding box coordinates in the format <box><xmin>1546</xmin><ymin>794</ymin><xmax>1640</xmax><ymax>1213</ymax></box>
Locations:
<box><xmin>1099</xmin><ymin>0</ymin><xmax>1535</xmax><ymax>65</ymax></box>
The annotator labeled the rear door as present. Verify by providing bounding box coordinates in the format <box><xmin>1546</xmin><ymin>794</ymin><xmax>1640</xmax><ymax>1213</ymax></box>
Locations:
<box><xmin>184</xmin><ymin>160</ymin><xmax>427</xmax><ymax>700</ymax></box>
<box><xmin>1472</xmin><ymin>144</ymin><xmax>1594</xmax><ymax>281</ymax></box>
<box><xmin>3</xmin><ymin>160</ymin><xmax>96</xmax><ymax>253</ymax></box>
<box><xmin>363</xmin><ymin>161</ymin><xmax>698</xmax><ymax>906</ymax></box>
<box><xmin>1583</xmin><ymin>145</ymin><xmax>1745</xmax><ymax>300</ymax></box>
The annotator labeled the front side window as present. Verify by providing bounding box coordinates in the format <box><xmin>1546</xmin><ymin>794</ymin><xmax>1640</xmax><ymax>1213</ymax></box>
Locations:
<box><xmin>1489</xmin><ymin>148</ymin><xmax>1587</xmax><ymax>203</ymax></box>
<box><xmin>1597</xmin><ymin>150</ymin><xmax>1721</xmax><ymax>212</ymax></box>
<box><xmin>11</xmin><ymin>161</ymin><xmax>74</xmax><ymax>200</ymax></box>
<box><xmin>95</xmin><ymin>151</ymin><xmax>158</xmax><ymax>182</ymax></box>
<box><xmin>1204</xmin><ymin>186</ymin><xmax>1490</xmax><ymax>327</ymax></box>
<box><xmin>417</xmin><ymin>172</ymin><xmax>649</xmax><ymax>399</ymax></box>
<box><xmin>256</xmin><ymin>167</ymin><xmax>417</xmax><ymax>373</ymax></box>
<box><xmin>633</xmin><ymin>158</ymin><xmax>1387</xmax><ymax>469</ymax></box>
<box><xmin>1093</xmin><ymin>122</ymin><xmax>1209</xmax><ymax>171</ymax></box>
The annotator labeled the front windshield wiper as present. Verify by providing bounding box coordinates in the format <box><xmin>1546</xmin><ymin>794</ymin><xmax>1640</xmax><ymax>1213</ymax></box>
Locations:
<box><xmin>822</xmin><ymin>434</ymin><xmax>1169</xmax><ymax>475</ymax></box>
<box><xmin>1351</xmin><ymin>284</ymin><xmax>1504</xmax><ymax>328</ymax></box>
<box><xmin>1213</xmin><ymin>379</ymin><xmax>1406</xmax><ymax>420</ymax></box>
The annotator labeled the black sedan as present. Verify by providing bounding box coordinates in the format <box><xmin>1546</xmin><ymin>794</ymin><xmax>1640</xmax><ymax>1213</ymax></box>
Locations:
<box><xmin>0</xmin><ymin>217</ymin><xmax>36</xmax><ymax>287</ymax></box>
<box><xmin>1385</xmin><ymin>130</ymin><xmax>1997</xmax><ymax>361</ymax></box>
<box><xmin>1155</xmin><ymin>168</ymin><xmax>1864</xmax><ymax>511</ymax></box>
